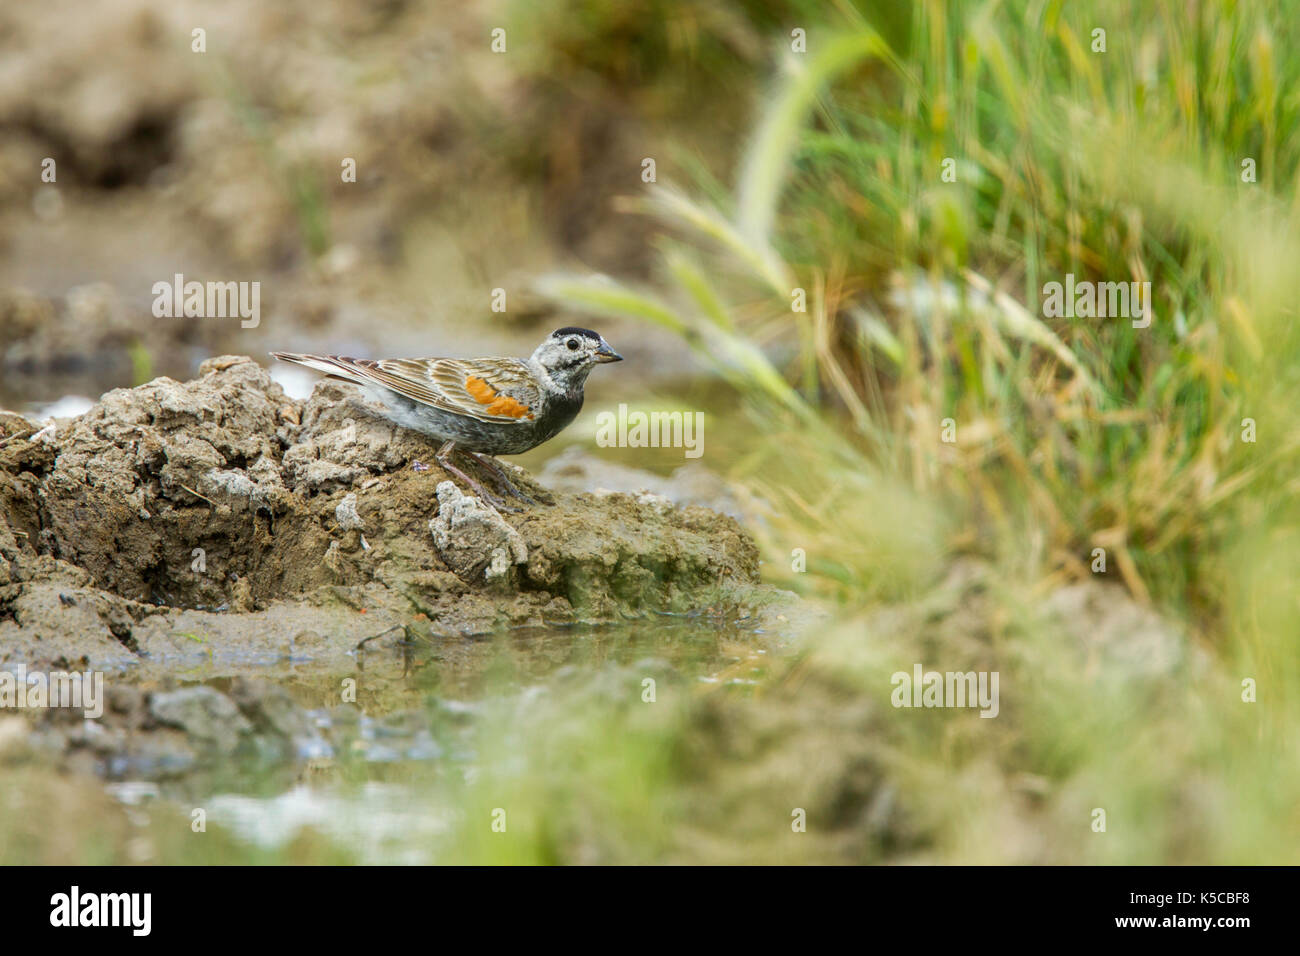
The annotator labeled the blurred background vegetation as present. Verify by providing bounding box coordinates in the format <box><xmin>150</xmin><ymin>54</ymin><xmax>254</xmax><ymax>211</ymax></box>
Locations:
<box><xmin>2</xmin><ymin>0</ymin><xmax>1297</xmax><ymax>863</ymax></box>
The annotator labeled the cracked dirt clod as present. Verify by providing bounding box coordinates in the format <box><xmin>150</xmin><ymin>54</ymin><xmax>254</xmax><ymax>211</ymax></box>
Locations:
<box><xmin>430</xmin><ymin>480</ymin><xmax>528</xmax><ymax>585</ymax></box>
<box><xmin>0</xmin><ymin>355</ymin><xmax>763</xmax><ymax>672</ymax></box>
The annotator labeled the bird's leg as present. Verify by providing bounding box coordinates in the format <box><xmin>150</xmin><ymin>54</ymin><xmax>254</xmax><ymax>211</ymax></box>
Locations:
<box><xmin>464</xmin><ymin>451</ymin><xmax>540</xmax><ymax>505</ymax></box>
<box><xmin>434</xmin><ymin>441</ymin><xmax>519</xmax><ymax>513</ymax></box>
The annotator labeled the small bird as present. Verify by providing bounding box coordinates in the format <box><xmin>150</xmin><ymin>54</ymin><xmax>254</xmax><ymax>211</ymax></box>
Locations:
<box><xmin>271</xmin><ymin>327</ymin><xmax>623</xmax><ymax>507</ymax></box>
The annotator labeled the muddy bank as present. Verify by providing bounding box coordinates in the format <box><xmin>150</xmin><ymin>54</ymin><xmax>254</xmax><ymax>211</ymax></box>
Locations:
<box><xmin>0</xmin><ymin>355</ymin><xmax>763</xmax><ymax>677</ymax></box>
<box><xmin>0</xmin><ymin>284</ymin><xmax>236</xmax><ymax>412</ymax></box>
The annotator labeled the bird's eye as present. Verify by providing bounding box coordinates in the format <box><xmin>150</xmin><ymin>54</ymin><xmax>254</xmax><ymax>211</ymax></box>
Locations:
<box><xmin>566</xmin><ymin>338</ymin><xmax>580</xmax><ymax>350</ymax></box>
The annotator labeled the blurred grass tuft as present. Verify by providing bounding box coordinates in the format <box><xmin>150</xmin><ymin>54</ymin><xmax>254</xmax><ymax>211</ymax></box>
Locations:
<box><xmin>517</xmin><ymin>0</ymin><xmax>1300</xmax><ymax>862</ymax></box>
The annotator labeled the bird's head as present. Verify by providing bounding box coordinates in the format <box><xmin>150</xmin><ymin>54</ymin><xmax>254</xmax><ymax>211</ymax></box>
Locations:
<box><xmin>531</xmin><ymin>327</ymin><xmax>622</xmax><ymax>391</ymax></box>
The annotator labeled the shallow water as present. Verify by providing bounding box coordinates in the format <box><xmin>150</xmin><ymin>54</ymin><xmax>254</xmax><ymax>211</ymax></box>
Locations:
<box><xmin>101</xmin><ymin>614</ymin><xmax>786</xmax><ymax>864</ymax></box>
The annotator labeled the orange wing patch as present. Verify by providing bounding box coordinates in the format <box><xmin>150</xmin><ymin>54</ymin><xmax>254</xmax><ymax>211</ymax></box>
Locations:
<box><xmin>464</xmin><ymin>375</ymin><xmax>533</xmax><ymax>419</ymax></box>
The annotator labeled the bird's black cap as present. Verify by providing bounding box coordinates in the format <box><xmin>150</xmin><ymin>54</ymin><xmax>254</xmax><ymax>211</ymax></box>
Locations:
<box><xmin>552</xmin><ymin>327</ymin><xmax>603</xmax><ymax>341</ymax></box>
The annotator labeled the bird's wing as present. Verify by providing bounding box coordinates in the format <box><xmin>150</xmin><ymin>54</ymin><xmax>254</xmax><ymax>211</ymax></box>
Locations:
<box><xmin>427</xmin><ymin>358</ymin><xmax>543</xmax><ymax>422</ymax></box>
<box><xmin>271</xmin><ymin>353</ymin><xmax>541</xmax><ymax>423</ymax></box>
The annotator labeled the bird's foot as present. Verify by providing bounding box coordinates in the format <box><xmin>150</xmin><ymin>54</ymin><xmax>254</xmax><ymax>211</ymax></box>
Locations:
<box><xmin>434</xmin><ymin>442</ymin><xmax>521</xmax><ymax>513</ymax></box>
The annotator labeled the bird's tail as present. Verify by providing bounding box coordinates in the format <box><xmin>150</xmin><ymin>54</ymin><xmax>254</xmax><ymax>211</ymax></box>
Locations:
<box><xmin>269</xmin><ymin>352</ymin><xmax>372</xmax><ymax>388</ymax></box>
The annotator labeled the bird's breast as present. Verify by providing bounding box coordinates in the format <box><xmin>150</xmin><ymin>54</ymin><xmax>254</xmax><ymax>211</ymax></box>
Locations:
<box><xmin>538</xmin><ymin>390</ymin><xmax>584</xmax><ymax>441</ymax></box>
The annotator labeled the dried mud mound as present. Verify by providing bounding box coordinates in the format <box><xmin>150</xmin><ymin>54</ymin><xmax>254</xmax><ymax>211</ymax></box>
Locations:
<box><xmin>0</xmin><ymin>356</ymin><xmax>759</xmax><ymax>670</ymax></box>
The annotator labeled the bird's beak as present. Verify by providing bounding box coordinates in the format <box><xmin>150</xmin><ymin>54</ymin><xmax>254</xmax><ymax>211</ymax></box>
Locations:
<box><xmin>595</xmin><ymin>342</ymin><xmax>623</xmax><ymax>363</ymax></box>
